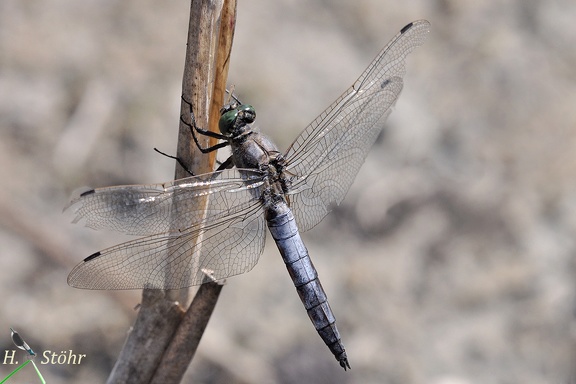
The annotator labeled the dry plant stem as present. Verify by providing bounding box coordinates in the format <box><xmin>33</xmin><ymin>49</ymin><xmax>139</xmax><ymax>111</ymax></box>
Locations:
<box><xmin>151</xmin><ymin>0</ymin><xmax>236</xmax><ymax>380</ymax></box>
<box><xmin>150</xmin><ymin>280</ymin><xmax>224</xmax><ymax>384</ymax></box>
<box><xmin>106</xmin><ymin>290</ymin><xmax>185</xmax><ymax>384</ymax></box>
<box><xmin>106</xmin><ymin>0</ymin><xmax>236</xmax><ymax>383</ymax></box>
<box><xmin>167</xmin><ymin>0</ymin><xmax>235</xmax><ymax>303</ymax></box>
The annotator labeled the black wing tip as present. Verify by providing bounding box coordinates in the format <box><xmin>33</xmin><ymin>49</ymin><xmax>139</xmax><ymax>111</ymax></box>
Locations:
<box><xmin>84</xmin><ymin>251</ymin><xmax>101</xmax><ymax>262</ymax></box>
<box><xmin>68</xmin><ymin>251</ymin><xmax>102</xmax><ymax>289</ymax></box>
<box><xmin>80</xmin><ymin>189</ymin><xmax>96</xmax><ymax>197</ymax></box>
<box><xmin>400</xmin><ymin>21</ymin><xmax>414</xmax><ymax>34</ymax></box>
<box><xmin>400</xmin><ymin>20</ymin><xmax>431</xmax><ymax>34</ymax></box>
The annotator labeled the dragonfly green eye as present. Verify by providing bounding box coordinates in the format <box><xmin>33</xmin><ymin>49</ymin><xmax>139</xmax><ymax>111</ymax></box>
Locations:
<box><xmin>218</xmin><ymin>104</ymin><xmax>256</xmax><ymax>135</ymax></box>
<box><xmin>219</xmin><ymin>108</ymin><xmax>238</xmax><ymax>135</ymax></box>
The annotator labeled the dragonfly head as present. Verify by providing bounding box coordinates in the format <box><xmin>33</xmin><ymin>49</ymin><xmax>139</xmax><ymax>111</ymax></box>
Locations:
<box><xmin>219</xmin><ymin>104</ymin><xmax>256</xmax><ymax>136</ymax></box>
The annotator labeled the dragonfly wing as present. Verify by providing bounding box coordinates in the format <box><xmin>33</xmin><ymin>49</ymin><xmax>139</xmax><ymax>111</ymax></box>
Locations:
<box><xmin>65</xmin><ymin>169</ymin><xmax>264</xmax><ymax>236</ymax></box>
<box><xmin>284</xmin><ymin>20</ymin><xmax>430</xmax><ymax>232</ymax></box>
<box><xmin>68</xmin><ymin>174</ymin><xmax>266</xmax><ymax>290</ymax></box>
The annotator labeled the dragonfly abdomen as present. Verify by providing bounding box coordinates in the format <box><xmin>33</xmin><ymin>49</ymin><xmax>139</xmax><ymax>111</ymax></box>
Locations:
<box><xmin>266</xmin><ymin>203</ymin><xmax>350</xmax><ymax>370</ymax></box>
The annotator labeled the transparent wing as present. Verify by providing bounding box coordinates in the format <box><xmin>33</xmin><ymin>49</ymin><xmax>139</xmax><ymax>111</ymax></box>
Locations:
<box><xmin>66</xmin><ymin>169</ymin><xmax>267</xmax><ymax>289</ymax></box>
<box><xmin>65</xmin><ymin>169</ymin><xmax>264</xmax><ymax>236</ymax></box>
<box><xmin>284</xmin><ymin>20</ymin><xmax>430</xmax><ymax>231</ymax></box>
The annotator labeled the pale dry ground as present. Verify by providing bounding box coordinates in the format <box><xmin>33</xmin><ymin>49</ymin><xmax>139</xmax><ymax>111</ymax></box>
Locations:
<box><xmin>1</xmin><ymin>1</ymin><xmax>575</xmax><ymax>383</ymax></box>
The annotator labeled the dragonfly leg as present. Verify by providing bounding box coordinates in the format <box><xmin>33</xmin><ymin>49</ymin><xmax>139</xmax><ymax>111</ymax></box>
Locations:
<box><xmin>154</xmin><ymin>148</ymin><xmax>233</xmax><ymax>176</ymax></box>
<box><xmin>153</xmin><ymin>147</ymin><xmax>195</xmax><ymax>175</ymax></box>
<box><xmin>214</xmin><ymin>155</ymin><xmax>234</xmax><ymax>171</ymax></box>
<box><xmin>180</xmin><ymin>95</ymin><xmax>230</xmax><ymax>153</ymax></box>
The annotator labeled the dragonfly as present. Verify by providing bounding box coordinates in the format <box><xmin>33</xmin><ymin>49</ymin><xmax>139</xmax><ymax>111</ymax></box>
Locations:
<box><xmin>65</xmin><ymin>20</ymin><xmax>430</xmax><ymax>370</ymax></box>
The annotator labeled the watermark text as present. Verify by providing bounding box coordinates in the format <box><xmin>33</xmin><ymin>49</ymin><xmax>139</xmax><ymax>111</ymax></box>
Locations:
<box><xmin>3</xmin><ymin>350</ymin><xmax>86</xmax><ymax>365</ymax></box>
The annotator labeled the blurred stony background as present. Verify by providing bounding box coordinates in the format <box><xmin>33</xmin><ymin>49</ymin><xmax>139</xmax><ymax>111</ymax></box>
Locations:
<box><xmin>1</xmin><ymin>0</ymin><xmax>575</xmax><ymax>383</ymax></box>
